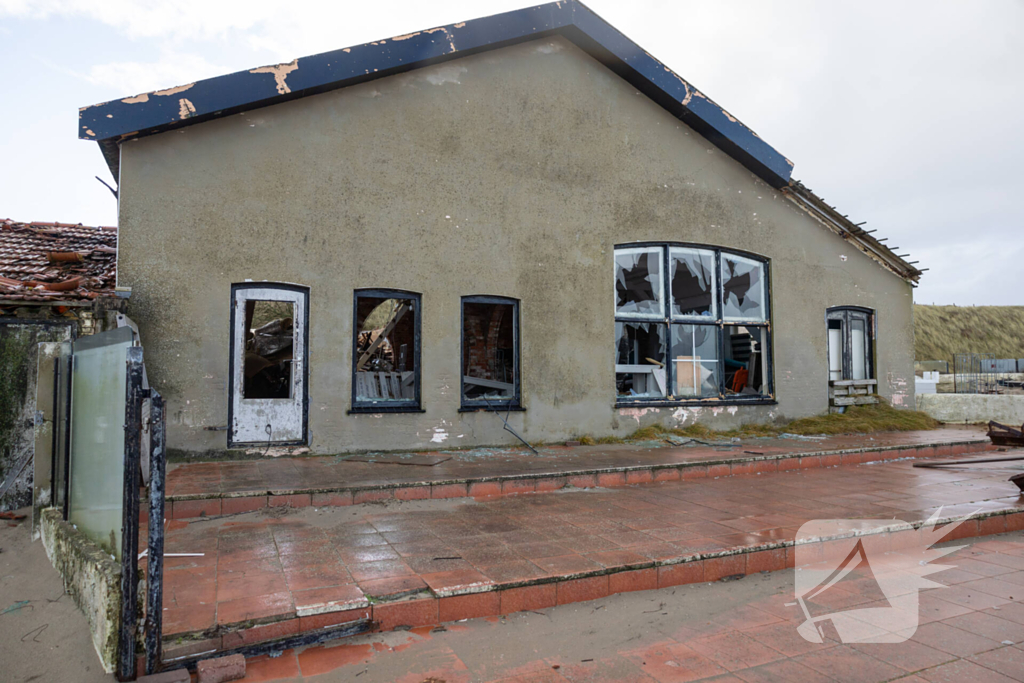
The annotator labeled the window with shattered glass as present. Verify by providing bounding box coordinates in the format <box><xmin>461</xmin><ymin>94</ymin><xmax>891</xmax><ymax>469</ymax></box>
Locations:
<box><xmin>462</xmin><ymin>296</ymin><xmax>520</xmax><ymax>408</ymax></box>
<box><xmin>352</xmin><ymin>289</ymin><xmax>421</xmax><ymax>410</ymax></box>
<box><xmin>615</xmin><ymin>247</ymin><xmax>664</xmax><ymax>318</ymax></box>
<box><xmin>614</xmin><ymin>243</ymin><xmax>771</xmax><ymax>403</ymax></box>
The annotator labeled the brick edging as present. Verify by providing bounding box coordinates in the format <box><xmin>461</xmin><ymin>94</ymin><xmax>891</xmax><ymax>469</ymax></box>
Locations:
<box><xmin>164</xmin><ymin>439</ymin><xmax>996</xmax><ymax>520</ymax></box>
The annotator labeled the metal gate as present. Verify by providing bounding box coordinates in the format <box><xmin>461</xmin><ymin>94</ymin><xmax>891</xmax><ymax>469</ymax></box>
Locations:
<box><xmin>954</xmin><ymin>352</ymin><xmax>997</xmax><ymax>394</ymax></box>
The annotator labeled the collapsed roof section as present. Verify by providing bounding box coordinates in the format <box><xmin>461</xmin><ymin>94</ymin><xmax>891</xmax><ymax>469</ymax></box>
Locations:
<box><xmin>78</xmin><ymin>0</ymin><xmax>793</xmax><ymax>188</ymax></box>
<box><xmin>0</xmin><ymin>220</ymin><xmax>118</xmax><ymax>303</ymax></box>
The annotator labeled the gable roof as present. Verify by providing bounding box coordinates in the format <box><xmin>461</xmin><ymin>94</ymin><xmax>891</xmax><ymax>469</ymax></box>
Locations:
<box><xmin>77</xmin><ymin>2</ymin><xmax>923</xmax><ymax>284</ymax></box>
<box><xmin>79</xmin><ymin>0</ymin><xmax>793</xmax><ymax>188</ymax></box>
<box><xmin>0</xmin><ymin>220</ymin><xmax>118</xmax><ymax>303</ymax></box>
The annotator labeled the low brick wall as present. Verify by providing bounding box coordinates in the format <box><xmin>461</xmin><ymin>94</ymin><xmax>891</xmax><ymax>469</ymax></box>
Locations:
<box><xmin>39</xmin><ymin>508</ymin><xmax>120</xmax><ymax>673</ymax></box>
<box><xmin>916</xmin><ymin>393</ymin><xmax>1024</xmax><ymax>425</ymax></box>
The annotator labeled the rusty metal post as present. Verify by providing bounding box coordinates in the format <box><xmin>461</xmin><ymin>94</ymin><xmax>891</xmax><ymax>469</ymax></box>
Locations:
<box><xmin>118</xmin><ymin>347</ymin><xmax>144</xmax><ymax>682</ymax></box>
<box><xmin>144</xmin><ymin>390</ymin><xmax>166</xmax><ymax>675</ymax></box>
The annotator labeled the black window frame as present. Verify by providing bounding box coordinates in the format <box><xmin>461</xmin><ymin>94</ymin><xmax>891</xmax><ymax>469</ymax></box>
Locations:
<box><xmin>348</xmin><ymin>288</ymin><xmax>424</xmax><ymax>414</ymax></box>
<box><xmin>459</xmin><ymin>295</ymin><xmax>522</xmax><ymax>412</ymax></box>
<box><xmin>613</xmin><ymin>242</ymin><xmax>774</xmax><ymax>407</ymax></box>
<box><xmin>826</xmin><ymin>306</ymin><xmax>875</xmax><ymax>382</ymax></box>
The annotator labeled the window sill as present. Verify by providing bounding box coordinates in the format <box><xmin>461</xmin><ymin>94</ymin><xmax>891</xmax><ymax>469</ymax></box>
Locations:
<box><xmin>347</xmin><ymin>406</ymin><xmax>425</xmax><ymax>415</ymax></box>
<box><xmin>614</xmin><ymin>398</ymin><xmax>777</xmax><ymax>409</ymax></box>
<box><xmin>458</xmin><ymin>405</ymin><xmax>526</xmax><ymax>413</ymax></box>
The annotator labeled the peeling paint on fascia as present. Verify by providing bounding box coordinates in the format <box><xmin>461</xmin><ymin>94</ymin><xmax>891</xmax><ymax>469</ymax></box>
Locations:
<box><xmin>153</xmin><ymin>83</ymin><xmax>195</xmax><ymax>97</ymax></box>
<box><xmin>423</xmin><ymin>26</ymin><xmax>456</xmax><ymax>51</ymax></box>
<box><xmin>454</xmin><ymin>22</ymin><xmax>466</xmax><ymax>28</ymax></box>
<box><xmin>391</xmin><ymin>31</ymin><xmax>421</xmax><ymax>41</ymax></box>
<box><xmin>178</xmin><ymin>98</ymin><xmax>196</xmax><ymax>120</ymax></box>
<box><xmin>250</xmin><ymin>59</ymin><xmax>300</xmax><ymax>95</ymax></box>
<box><xmin>721</xmin><ymin>110</ymin><xmax>738</xmax><ymax>123</ymax></box>
<box><xmin>121</xmin><ymin>93</ymin><xmax>149</xmax><ymax>104</ymax></box>
<box><xmin>343</xmin><ymin>48</ymin><xmax>351</xmax><ymax>53</ymax></box>
<box><xmin>84</xmin><ymin>129</ymin><xmax>96</xmax><ymax>137</ymax></box>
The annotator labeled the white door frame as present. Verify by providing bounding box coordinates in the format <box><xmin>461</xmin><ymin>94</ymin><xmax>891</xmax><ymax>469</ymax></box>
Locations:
<box><xmin>228</xmin><ymin>282</ymin><xmax>309</xmax><ymax>447</ymax></box>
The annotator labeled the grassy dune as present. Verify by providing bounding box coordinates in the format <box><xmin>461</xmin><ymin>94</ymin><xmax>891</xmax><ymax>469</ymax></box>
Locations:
<box><xmin>915</xmin><ymin>305</ymin><xmax>1024</xmax><ymax>366</ymax></box>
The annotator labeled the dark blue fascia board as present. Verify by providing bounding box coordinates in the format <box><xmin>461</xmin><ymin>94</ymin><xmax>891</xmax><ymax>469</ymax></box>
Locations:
<box><xmin>79</xmin><ymin>1</ymin><xmax>793</xmax><ymax>187</ymax></box>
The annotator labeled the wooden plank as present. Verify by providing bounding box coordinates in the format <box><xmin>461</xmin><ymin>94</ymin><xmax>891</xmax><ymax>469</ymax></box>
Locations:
<box><xmin>463</xmin><ymin>375</ymin><xmax>514</xmax><ymax>391</ymax></box>
<box><xmin>830</xmin><ymin>395</ymin><xmax>879</xmax><ymax>406</ymax></box>
<box><xmin>830</xmin><ymin>379</ymin><xmax>877</xmax><ymax>388</ymax></box>
<box><xmin>356</xmin><ymin>303</ymin><xmax>410</xmax><ymax>370</ymax></box>
<box><xmin>615</xmin><ymin>364</ymin><xmax>655</xmax><ymax>373</ymax></box>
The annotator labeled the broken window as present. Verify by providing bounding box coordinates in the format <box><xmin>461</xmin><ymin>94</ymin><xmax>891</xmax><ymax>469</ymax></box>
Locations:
<box><xmin>670</xmin><ymin>247</ymin><xmax>715</xmax><ymax>318</ymax></box>
<box><xmin>462</xmin><ymin>296</ymin><xmax>519</xmax><ymax>407</ymax></box>
<box><xmin>724</xmin><ymin>325</ymin><xmax>768</xmax><ymax>396</ymax></box>
<box><xmin>353</xmin><ymin>290</ymin><xmax>420</xmax><ymax>409</ymax></box>
<box><xmin>671</xmin><ymin>324</ymin><xmax>719</xmax><ymax>398</ymax></box>
<box><xmin>616</xmin><ymin>322</ymin><xmax>668</xmax><ymax>398</ymax></box>
<box><xmin>243</xmin><ymin>300</ymin><xmax>295</xmax><ymax>399</ymax></box>
<box><xmin>826</xmin><ymin>307</ymin><xmax>873</xmax><ymax>382</ymax></box>
<box><xmin>615</xmin><ymin>247</ymin><xmax>664</xmax><ymax>318</ymax></box>
<box><xmin>614</xmin><ymin>243</ymin><xmax>772</xmax><ymax>403</ymax></box>
<box><xmin>722</xmin><ymin>254</ymin><xmax>766</xmax><ymax>322</ymax></box>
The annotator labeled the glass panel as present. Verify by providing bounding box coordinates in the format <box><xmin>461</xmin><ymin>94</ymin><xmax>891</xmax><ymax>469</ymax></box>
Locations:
<box><xmin>69</xmin><ymin>327</ymin><xmax>133</xmax><ymax>555</ymax></box>
<box><xmin>463</xmin><ymin>301</ymin><xmax>516</xmax><ymax>402</ymax></box>
<box><xmin>828</xmin><ymin>320</ymin><xmax>843</xmax><ymax>381</ymax></box>
<box><xmin>721</xmin><ymin>254</ymin><xmax>766</xmax><ymax>322</ymax></box>
<box><xmin>669</xmin><ymin>247</ymin><xmax>715</xmax><ymax>319</ymax></box>
<box><xmin>244</xmin><ymin>300</ymin><xmax>295</xmax><ymax>399</ymax></box>
<box><xmin>615</xmin><ymin>322</ymin><xmax>668</xmax><ymax>399</ymax></box>
<box><xmin>615</xmin><ymin>247</ymin><xmax>664</xmax><ymax>318</ymax></box>
<box><xmin>851</xmin><ymin>319</ymin><xmax>868</xmax><ymax>380</ymax></box>
<box><xmin>355</xmin><ymin>296</ymin><xmax>417</xmax><ymax>403</ymax></box>
<box><xmin>670</xmin><ymin>324</ymin><xmax>720</xmax><ymax>398</ymax></box>
<box><xmin>724</xmin><ymin>325</ymin><xmax>769</xmax><ymax>396</ymax></box>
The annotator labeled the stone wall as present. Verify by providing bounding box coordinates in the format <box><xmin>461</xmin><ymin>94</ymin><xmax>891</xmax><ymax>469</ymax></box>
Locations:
<box><xmin>916</xmin><ymin>393</ymin><xmax>1024</xmax><ymax>425</ymax></box>
<box><xmin>39</xmin><ymin>508</ymin><xmax>120</xmax><ymax>674</ymax></box>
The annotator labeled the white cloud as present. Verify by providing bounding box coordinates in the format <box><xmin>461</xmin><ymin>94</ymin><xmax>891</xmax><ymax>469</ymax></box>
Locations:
<box><xmin>85</xmin><ymin>52</ymin><xmax>229</xmax><ymax>97</ymax></box>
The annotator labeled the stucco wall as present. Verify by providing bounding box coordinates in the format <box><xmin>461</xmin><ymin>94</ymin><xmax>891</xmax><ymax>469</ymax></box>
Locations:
<box><xmin>117</xmin><ymin>37</ymin><xmax>915</xmax><ymax>456</ymax></box>
<box><xmin>917</xmin><ymin>393</ymin><xmax>1024</xmax><ymax>425</ymax></box>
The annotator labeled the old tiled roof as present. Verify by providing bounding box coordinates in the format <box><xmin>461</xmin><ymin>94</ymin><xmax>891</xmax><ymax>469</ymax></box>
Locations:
<box><xmin>0</xmin><ymin>219</ymin><xmax>117</xmax><ymax>302</ymax></box>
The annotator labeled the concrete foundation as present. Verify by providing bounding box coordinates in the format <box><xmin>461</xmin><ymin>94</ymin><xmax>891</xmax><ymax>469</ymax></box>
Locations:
<box><xmin>916</xmin><ymin>393</ymin><xmax>1024</xmax><ymax>425</ymax></box>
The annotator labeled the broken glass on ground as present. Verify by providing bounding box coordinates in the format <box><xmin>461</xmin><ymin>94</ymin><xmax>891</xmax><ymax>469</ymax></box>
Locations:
<box><xmin>670</xmin><ymin>247</ymin><xmax>715</xmax><ymax>318</ymax></box>
<box><xmin>462</xmin><ymin>301</ymin><xmax>516</xmax><ymax>402</ymax></box>
<box><xmin>243</xmin><ymin>300</ymin><xmax>294</xmax><ymax>399</ymax></box>
<box><xmin>355</xmin><ymin>296</ymin><xmax>417</xmax><ymax>402</ymax></box>
<box><xmin>616</xmin><ymin>247</ymin><xmax>663</xmax><ymax>317</ymax></box>
<box><xmin>722</xmin><ymin>254</ymin><xmax>765</xmax><ymax>321</ymax></box>
<box><xmin>724</xmin><ymin>325</ymin><xmax>768</xmax><ymax>396</ymax></box>
<box><xmin>616</xmin><ymin>321</ymin><xmax>667</xmax><ymax>398</ymax></box>
<box><xmin>671</xmin><ymin>324</ymin><xmax>719</xmax><ymax>398</ymax></box>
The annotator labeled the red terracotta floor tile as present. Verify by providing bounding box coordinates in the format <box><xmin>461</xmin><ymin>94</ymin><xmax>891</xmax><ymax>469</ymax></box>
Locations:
<box><xmin>907</xmin><ymin>621</ymin><xmax>1004</xmax><ymax>658</ymax></box>
<box><xmin>216</xmin><ymin>592</ymin><xmax>295</xmax><ymax>625</ymax></box>
<box><xmin>297</xmin><ymin>642</ymin><xmax>375</xmax><ymax>677</ymax></box>
<box><xmin>793</xmin><ymin>645</ymin><xmax>904</xmax><ymax>683</ymax></box>
<box><xmin>241</xmin><ymin>651</ymin><xmax>301</xmax><ymax>682</ymax></box>
<box><xmin>687</xmin><ymin>631</ymin><xmax>787</xmax><ymax>671</ymax></box>
<box><xmin>733</xmin><ymin>658</ymin><xmax>835</xmax><ymax>683</ymax></box>
<box><xmin>917</xmin><ymin>658</ymin><xmax>1019</xmax><ymax>683</ymax></box>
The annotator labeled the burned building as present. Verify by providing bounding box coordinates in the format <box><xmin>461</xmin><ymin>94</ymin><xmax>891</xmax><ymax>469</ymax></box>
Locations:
<box><xmin>0</xmin><ymin>219</ymin><xmax>124</xmax><ymax>509</ymax></box>
<box><xmin>77</xmin><ymin>2</ymin><xmax>921</xmax><ymax>457</ymax></box>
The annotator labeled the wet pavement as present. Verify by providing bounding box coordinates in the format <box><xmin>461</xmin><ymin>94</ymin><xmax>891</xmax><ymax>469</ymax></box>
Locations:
<box><xmin>235</xmin><ymin>532</ymin><xmax>1024</xmax><ymax>682</ymax></box>
<box><xmin>160</xmin><ymin>446</ymin><xmax>1024</xmax><ymax>643</ymax></box>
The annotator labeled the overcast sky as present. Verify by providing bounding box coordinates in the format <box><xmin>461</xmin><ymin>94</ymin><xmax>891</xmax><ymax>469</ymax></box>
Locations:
<box><xmin>2</xmin><ymin>1</ymin><xmax>1021</xmax><ymax>306</ymax></box>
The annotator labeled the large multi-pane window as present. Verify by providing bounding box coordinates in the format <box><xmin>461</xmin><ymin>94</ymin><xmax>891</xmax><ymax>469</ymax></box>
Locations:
<box><xmin>614</xmin><ymin>244</ymin><xmax>772</xmax><ymax>403</ymax></box>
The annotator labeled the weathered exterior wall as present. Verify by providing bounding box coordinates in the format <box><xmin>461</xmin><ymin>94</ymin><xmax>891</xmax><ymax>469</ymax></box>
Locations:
<box><xmin>40</xmin><ymin>508</ymin><xmax>120</xmax><ymax>673</ymax></box>
<box><xmin>917</xmin><ymin>393</ymin><xmax>1024</xmax><ymax>425</ymax></box>
<box><xmin>117</xmin><ymin>37</ymin><xmax>915</xmax><ymax>456</ymax></box>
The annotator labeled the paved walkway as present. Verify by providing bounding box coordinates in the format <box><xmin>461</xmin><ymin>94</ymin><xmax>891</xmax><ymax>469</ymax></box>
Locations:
<box><xmin>236</xmin><ymin>533</ymin><xmax>1024</xmax><ymax>682</ymax></box>
<box><xmin>160</xmin><ymin>447</ymin><xmax>1024</xmax><ymax>645</ymax></box>
<box><xmin>166</xmin><ymin>428</ymin><xmax>987</xmax><ymax>503</ymax></box>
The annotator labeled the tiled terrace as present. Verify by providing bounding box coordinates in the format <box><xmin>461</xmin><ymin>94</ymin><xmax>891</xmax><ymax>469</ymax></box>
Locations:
<box><xmin>164</xmin><ymin>428</ymin><xmax>992</xmax><ymax>518</ymax></box>
<box><xmin>159</xmin><ymin>445</ymin><xmax>1024</xmax><ymax>658</ymax></box>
